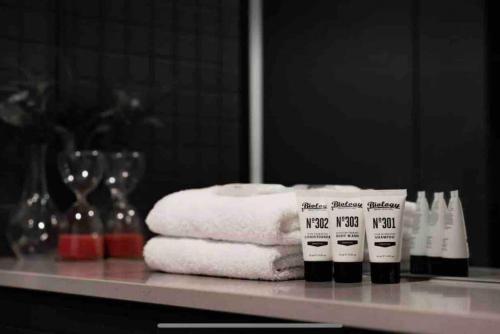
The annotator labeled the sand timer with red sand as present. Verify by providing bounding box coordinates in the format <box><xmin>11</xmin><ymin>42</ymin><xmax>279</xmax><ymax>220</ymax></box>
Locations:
<box><xmin>103</xmin><ymin>152</ymin><xmax>145</xmax><ymax>258</ymax></box>
<box><xmin>57</xmin><ymin>151</ymin><xmax>105</xmax><ymax>260</ymax></box>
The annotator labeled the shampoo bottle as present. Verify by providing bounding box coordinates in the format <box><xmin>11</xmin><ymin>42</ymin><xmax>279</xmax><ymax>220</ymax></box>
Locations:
<box><xmin>441</xmin><ymin>190</ymin><xmax>469</xmax><ymax>276</ymax></box>
<box><xmin>425</xmin><ymin>192</ymin><xmax>447</xmax><ymax>275</ymax></box>
<box><xmin>363</xmin><ymin>189</ymin><xmax>407</xmax><ymax>284</ymax></box>
<box><xmin>410</xmin><ymin>191</ymin><xmax>429</xmax><ymax>274</ymax></box>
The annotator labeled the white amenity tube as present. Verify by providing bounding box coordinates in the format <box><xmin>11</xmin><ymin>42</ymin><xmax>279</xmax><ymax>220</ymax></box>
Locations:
<box><xmin>295</xmin><ymin>190</ymin><xmax>332</xmax><ymax>282</ymax></box>
<box><xmin>362</xmin><ymin>189</ymin><xmax>407</xmax><ymax>284</ymax></box>
<box><xmin>325</xmin><ymin>190</ymin><xmax>365</xmax><ymax>283</ymax></box>
<box><xmin>410</xmin><ymin>191</ymin><xmax>430</xmax><ymax>274</ymax></box>
<box><xmin>426</xmin><ymin>192</ymin><xmax>447</xmax><ymax>275</ymax></box>
<box><xmin>441</xmin><ymin>190</ymin><xmax>469</xmax><ymax>276</ymax></box>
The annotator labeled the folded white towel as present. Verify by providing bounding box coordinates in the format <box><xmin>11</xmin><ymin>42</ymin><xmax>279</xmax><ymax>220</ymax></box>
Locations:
<box><xmin>146</xmin><ymin>184</ymin><xmax>300</xmax><ymax>245</ymax></box>
<box><xmin>144</xmin><ymin>236</ymin><xmax>304</xmax><ymax>281</ymax></box>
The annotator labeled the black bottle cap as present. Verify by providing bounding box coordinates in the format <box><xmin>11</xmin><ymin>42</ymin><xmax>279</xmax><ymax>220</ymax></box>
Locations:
<box><xmin>304</xmin><ymin>261</ymin><xmax>332</xmax><ymax>282</ymax></box>
<box><xmin>440</xmin><ymin>258</ymin><xmax>469</xmax><ymax>277</ymax></box>
<box><xmin>370</xmin><ymin>262</ymin><xmax>400</xmax><ymax>284</ymax></box>
<box><xmin>410</xmin><ymin>255</ymin><xmax>429</xmax><ymax>275</ymax></box>
<box><xmin>428</xmin><ymin>256</ymin><xmax>443</xmax><ymax>276</ymax></box>
<box><xmin>334</xmin><ymin>262</ymin><xmax>362</xmax><ymax>283</ymax></box>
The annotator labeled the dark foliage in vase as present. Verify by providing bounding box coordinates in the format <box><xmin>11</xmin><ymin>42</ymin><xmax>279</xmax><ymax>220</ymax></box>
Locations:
<box><xmin>0</xmin><ymin>70</ymin><xmax>70</xmax><ymax>146</ymax></box>
<box><xmin>91</xmin><ymin>89</ymin><xmax>165</xmax><ymax>150</ymax></box>
<box><xmin>53</xmin><ymin>87</ymin><xmax>166</xmax><ymax>151</ymax></box>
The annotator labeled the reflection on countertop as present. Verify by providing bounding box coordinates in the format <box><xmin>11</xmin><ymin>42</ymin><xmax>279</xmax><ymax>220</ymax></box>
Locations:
<box><xmin>1</xmin><ymin>257</ymin><xmax>500</xmax><ymax>333</ymax></box>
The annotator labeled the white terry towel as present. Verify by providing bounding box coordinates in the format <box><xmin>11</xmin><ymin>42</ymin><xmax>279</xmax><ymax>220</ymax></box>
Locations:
<box><xmin>144</xmin><ymin>236</ymin><xmax>304</xmax><ymax>281</ymax></box>
<box><xmin>146</xmin><ymin>184</ymin><xmax>300</xmax><ymax>245</ymax></box>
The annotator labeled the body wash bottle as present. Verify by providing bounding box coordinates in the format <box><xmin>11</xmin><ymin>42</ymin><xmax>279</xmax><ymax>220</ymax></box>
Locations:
<box><xmin>410</xmin><ymin>191</ymin><xmax>429</xmax><ymax>274</ymax></box>
<box><xmin>441</xmin><ymin>190</ymin><xmax>469</xmax><ymax>276</ymax></box>
<box><xmin>327</xmin><ymin>191</ymin><xmax>365</xmax><ymax>283</ymax></box>
<box><xmin>426</xmin><ymin>192</ymin><xmax>447</xmax><ymax>275</ymax></box>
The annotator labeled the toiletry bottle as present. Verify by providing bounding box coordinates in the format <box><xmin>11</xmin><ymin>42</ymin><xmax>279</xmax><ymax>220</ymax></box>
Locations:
<box><xmin>327</xmin><ymin>191</ymin><xmax>365</xmax><ymax>283</ymax></box>
<box><xmin>363</xmin><ymin>189</ymin><xmax>407</xmax><ymax>284</ymax></box>
<box><xmin>296</xmin><ymin>190</ymin><xmax>333</xmax><ymax>282</ymax></box>
<box><xmin>441</xmin><ymin>190</ymin><xmax>469</xmax><ymax>276</ymax></box>
<box><xmin>410</xmin><ymin>191</ymin><xmax>430</xmax><ymax>274</ymax></box>
<box><xmin>425</xmin><ymin>192</ymin><xmax>447</xmax><ymax>275</ymax></box>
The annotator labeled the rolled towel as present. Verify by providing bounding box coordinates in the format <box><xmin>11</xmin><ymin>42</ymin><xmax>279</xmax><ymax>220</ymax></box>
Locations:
<box><xmin>146</xmin><ymin>184</ymin><xmax>300</xmax><ymax>245</ymax></box>
<box><xmin>144</xmin><ymin>236</ymin><xmax>304</xmax><ymax>281</ymax></box>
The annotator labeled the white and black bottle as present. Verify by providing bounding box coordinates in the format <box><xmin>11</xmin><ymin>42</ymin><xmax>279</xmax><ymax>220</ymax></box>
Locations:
<box><xmin>410</xmin><ymin>191</ymin><xmax>429</xmax><ymax>274</ymax></box>
<box><xmin>441</xmin><ymin>190</ymin><xmax>469</xmax><ymax>276</ymax></box>
<box><xmin>426</xmin><ymin>192</ymin><xmax>447</xmax><ymax>275</ymax></box>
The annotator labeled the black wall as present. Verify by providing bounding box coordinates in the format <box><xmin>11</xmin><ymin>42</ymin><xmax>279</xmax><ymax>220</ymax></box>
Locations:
<box><xmin>264</xmin><ymin>0</ymin><xmax>489</xmax><ymax>266</ymax></box>
<box><xmin>0</xmin><ymin>0</ymin><xmax>248</xmax><ymax>254</ymax></box>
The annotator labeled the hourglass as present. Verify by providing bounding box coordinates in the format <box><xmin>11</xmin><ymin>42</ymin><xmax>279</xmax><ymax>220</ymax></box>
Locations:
<box><xmin>104</xmin><ymin>151</ymin><xmax>145</xmax><ymax>258</ymax></box>
<box><xmin>57</xmin><ymin>150</ymin><xmax>105</xmax><ymax>260</ymax></box>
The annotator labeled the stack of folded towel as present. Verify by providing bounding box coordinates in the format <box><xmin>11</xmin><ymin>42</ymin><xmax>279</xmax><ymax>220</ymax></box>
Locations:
<box><xmin>144</xmin><ymin>183</ymin><xmax>417</xmax><ymax>281</ymax></box>
<box><xmin>144</xmin><ymin>184</ymin><xmax>304</xmax><ymax>281</ymax></box>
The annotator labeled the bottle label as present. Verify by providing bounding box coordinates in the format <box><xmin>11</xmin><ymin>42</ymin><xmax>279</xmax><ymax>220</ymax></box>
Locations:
<box><xmin>441</xmin><ymin>200</ymin><xmax>469</xmax><ymax>259</ymax></box>
<box><xmin>363</xmin><ymin>192</ymin><xmax>406</xmax><ymax>263</ymax></box>
<box><xmin>329</xmin><ymin>199</ymin><xmax>364</xmax><ymax>262</ymax></box>
<box><xmin>410</xmin><ymin>208</ymin><xmax>428</xmax><ymax>256</ymax></box>
<box><xmin>297</xmin><ymin>198</ymin><xmax>332</xmax><ymax>262</ymax></box>
<box><xmin>426</xmin><ymin>200</ymin><xmax>446</xmax><ymax>257</ymax></box>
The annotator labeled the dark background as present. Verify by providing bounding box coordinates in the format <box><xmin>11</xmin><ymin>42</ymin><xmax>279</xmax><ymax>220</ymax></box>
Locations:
<box><xmin>0</xmin><ymin>0</ymin><xmax>497</xmax><ymax>268</ymax></box>
<box><xmin>263</xmin><ymin>0</ymin><xmax>491</xmax><ymax>266</ymax></box>
<box><xmin>0</xmin><ymin>0</ymin><xmax>247</xmax><ymax>254</ymax></box>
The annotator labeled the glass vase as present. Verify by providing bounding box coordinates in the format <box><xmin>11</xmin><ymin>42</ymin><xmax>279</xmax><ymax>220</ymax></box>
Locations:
<box><xmin>104</xmin><ymin>151</ymin><xmax>145</xmax><ymax>258</ymax></box>
<box><xmin>7</xmin><ymin>144</ymin><xmax>62</xmax><ymax>259</ymax></box>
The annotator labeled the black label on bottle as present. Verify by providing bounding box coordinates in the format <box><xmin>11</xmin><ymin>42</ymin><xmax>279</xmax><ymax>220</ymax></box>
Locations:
<box><xmin>337</xmin><ymin>240</ymin><xmax>358</xmax><ymax>246</ymax></box>
<box><xmin>307</xmin><ymin>241</ymin><xmax>328</xmax><ymax>247</ymax></box>
<box><xmin>374</xmin><ymin>242</ymin><xmax>396</xmax><ymax>247</ymax></box>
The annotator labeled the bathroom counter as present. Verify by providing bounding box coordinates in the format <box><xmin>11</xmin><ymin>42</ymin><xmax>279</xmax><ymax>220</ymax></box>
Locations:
<box><xmin>0</xmin><ymin>258</ymin><xmax>500</xmax><ymax>333</ymax></box>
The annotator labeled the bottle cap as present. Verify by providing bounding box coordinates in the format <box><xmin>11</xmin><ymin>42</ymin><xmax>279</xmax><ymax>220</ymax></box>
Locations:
<box><xmin>417</xmin><ymin>191</ymin><xmax>426</xmax><ymax>198</ymax></box>
<box><xmin>410</xmin><ymin>255</ymin><xmax>429</xmax><ymax>275</ymax></box>
<box><xmin>428</xmin><ymin>256</ymin><xmax>443</xmax><ymax>275</ymax></box>
<box><xmin>370</xmin><ymin>262</ymin><xmax>400</xmax><ymax>284</ymax></box>
<box><xmin>304</xmin><ymin>261</ymin><xmax>332</xmax><ymax>282</ymax></box>
<box><xmin>441</xmin><ymin>258</ymin><xmax>468</xmax><ymax>277</ymax></box>
<box><xmin>334</xmin><ymin>262</ymin><xmax>362</xmax><ymax>283</ymax></box>
<box><xmin>434</xmin><ymin>192</ymin><xmax>444</xmax><ymax>198</ymax></box>
<box><xmin>450</xmin><ymin>190</ymin><xmax>459</xmax><ymax>198</ymax></box>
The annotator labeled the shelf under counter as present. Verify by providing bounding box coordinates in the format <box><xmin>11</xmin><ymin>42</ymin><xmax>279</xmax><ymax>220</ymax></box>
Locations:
<box><xmin>0</xmin><ymin>257</ymin><xmax>500</xmax><ymax>333</ymax></box>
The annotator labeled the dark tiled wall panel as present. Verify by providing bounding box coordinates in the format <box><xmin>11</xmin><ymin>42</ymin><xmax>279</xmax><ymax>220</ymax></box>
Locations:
<box><xmin>263</xmin><ymin>0</ymin><xmax>488</xmax><ymax>266</ymax></box>
<box><xmin>0</xmin><ymin>0</ymin><xmax>245</xmax><ymax>252</ymax></box>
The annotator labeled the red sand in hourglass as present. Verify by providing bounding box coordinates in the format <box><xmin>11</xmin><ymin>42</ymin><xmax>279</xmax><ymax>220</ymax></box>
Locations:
<box><xmin>58</xmin><ymin>234</ymin><xmax>104</xmax><ymax>260</ymax></box>
<box><xmin>105</xmin><ymin>233</ymin><xmax>144</xmax><ymax>258</ymax></box>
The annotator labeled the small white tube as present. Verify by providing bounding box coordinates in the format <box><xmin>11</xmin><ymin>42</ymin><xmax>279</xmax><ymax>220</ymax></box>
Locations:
<box><xmin>295</xmin><ymin>190</ymin><xmax>332</xmax><ymax>281</ymax></box>
<box><xmin>426</xmin><ymin>192</ymin><xmax>447</xmax><ymax>274</ymax></box>
<box><xmin>325</xmin><ymin>191</ymin><xmax>365</xmax><ymax>283</ymax></box>
<box><xmin>362</xmin><ymin>189</ymin><xmax>407</xmax><ymax>284</ymax></box>
<box><xmin>410</xmin><ymin>191</ymin><xmax>430</xmax><ymax>274</ymax></box>
<box><xmin>441</xmin><ymin>190</ymin><xmax>469</xmax><ymax>276</ymax></box>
